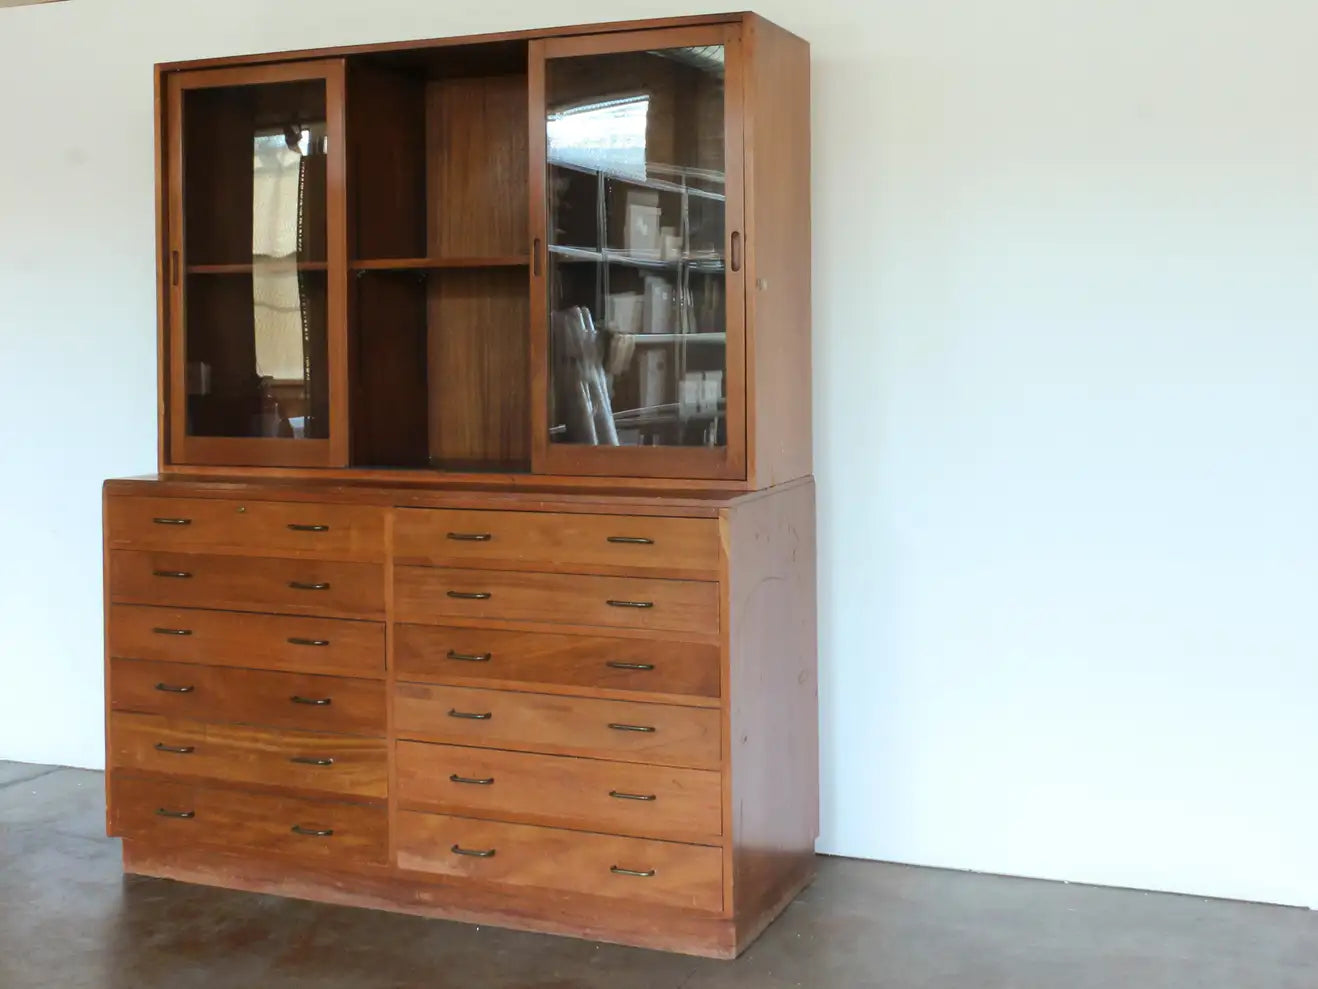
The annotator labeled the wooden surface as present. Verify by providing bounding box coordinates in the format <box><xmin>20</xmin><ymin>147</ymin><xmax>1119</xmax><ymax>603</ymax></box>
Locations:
<box><xmin>394</xmin><ymin>682</ymin><xmax>721</xmax><ymax>768</ymax></box>
<box><xmin>396</xmin><ymin>811</ymin><xmax>724</xmax><ymax>912</ymax></box>
<box><xmin>396</xmin><ymin>741</ymin><xmax>723</xmax><ymax>844</ymax></box>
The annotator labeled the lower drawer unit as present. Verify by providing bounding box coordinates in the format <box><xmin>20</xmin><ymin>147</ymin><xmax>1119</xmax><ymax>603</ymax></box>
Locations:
<box><xmin>396</xmin><ymin>811</ymin><xmax>724</xmax><ymax>913</ymax></box>
<box><xmin>110</xmin><ymin>775</ymin><xmax>388</xmax><ymax>864</ymax></box>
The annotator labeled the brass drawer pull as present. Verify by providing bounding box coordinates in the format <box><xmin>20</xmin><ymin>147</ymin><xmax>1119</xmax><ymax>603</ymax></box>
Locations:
<box><xmin>610</xmin><ymin>866</ymin><xmax>657</xmax><ymax>878</ymax></box>
<box><xmin>606</xmin><ymin>600</ymin><xmax>653</xmax><ymax>609</ymax></box>
<box><xmin>608</xmin><ymin>723</ymin><xmax>656</xmax><ymax>734</ymax></box>
<box><xmin>154</xmin><ymin>682</ymin><xmax>195</xmax><ymax>694</ymax></box>
<box><xmin>291</xmin><ymin>695</ymin><xmax>332</xmax><ymax>706</ymax></box>
<box><xmin>151</xmin><ymin>517</ymin><xmax>191</xmax><ymax>526</ymax></box>
<box><xmin>152</xmin><ymin>570</ymin><xmax>193</xmax><ymax>579</ymax></box>
<box><xmin>288</xmin><ymin>637</ymin><xmax>330</xmax><ymax>647</ymax></box>
<box><xmin>607</xmin><ymin>536</ymin><xmax>654</xmax><ymax>545</ymax></box>
<box><xmin>447</xmin><ymin>591</ymin><xmax>491</xmax><ymax>600</ymax></box>
<box><xmin>152</xmin><ymin>627</ymin><xmax>193</xmax><ymax>636</ymax></box>
<box><xmin>447</xmin><ymin>532</ymin><xmax>492</xmax><ymax>542</ymax></box>
<box><xmin>608</xmin><ymin>790</ymin><xmax>656</xmax><ymax>802</ymax></box>
<box><xmin>289</xmin><ymin>581</ymin><xmax>331</xmax><ymax>591</ymax></box>
<box><xmin>287</xmin><ymin>524</ymin><xmax>330</xmax><ymax>532</ymax></box>
<box><xmin>291</xmin><ymin>825</ymin><xmax>334</xmax><ymax>837</ymax></box>
<box><xmin>447</xmin><ymin>649</ymin><xmax>492</xmax><ymax>663</ymax></box>
<box><xmin>290</xmin><ymin>756</ymin><xmax>335</xmax><ymax>767</ymax></box>
<box><xmin>449</xmin><ymin>774</ymin><xmax>494</xmax><ymax>786</ymax></box>
<box><xmin>606</xmin><ymin>661</ymin><xmax>654</xmax><ymax>671</ymax></box>
<box><xmin>154</xmin><ymin>743</ymin><xmax>194</xmax><ymax>754</ymax></box>
<box><xmin>451</xmin><ymin>844</ymin><xmax>496</xmax><ymax>858</ymax></box>
<box><xmin>448</xmin><ymin>709</ymin><xmax>492</xmax><ymax>721</ymax></box>
<box><xmin>155</xmin><ymin>808</ymin><xmax>196</xmax><ymax>819</ymax></box>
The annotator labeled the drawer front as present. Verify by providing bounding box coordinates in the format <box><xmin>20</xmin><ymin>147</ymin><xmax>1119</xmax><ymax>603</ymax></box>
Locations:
<box><xmin>109</xmin><ymin>712</ymin><xmax>387</xmax><ymax>800</ymax></box>
<box><xmin>111</xmin><ymin>658</ymin><xmax>386</xmax><ymax>735</ymax></box>
<box><xmin>396</xmin><ymin>811</ymin><xmax>723</xmax><ymax>913</ymax></box>
<box><xmin>396</xmin><ymin>741</ymin><xmax>722</xmax><ymax>843</ymax></box>
<box><xmin>108</xmin><ymin>605</ymin><xmax>384</xmax><ymax>678</ymax></box>
<box><xmin>395</xmin><ymin>684</ymin><xmax>721</xmax><ymax>769</ymax></box>
<box><xmin>393</xmin><ymin>508</ymin><xmax>719</xmax><ymax>578</ymax></box>
<box><xmin>106</xmin><ymin>496</ymin><xmax>385</xmax><ymax>562</ymax></box>
<box><xmin>110</xmin><ymin>551</ymin><xmax>384</xmax><ymax>620</ymax></box>
<box><xmin>395</xmin><ymin>624</ymin><xmax>720</xmax><ymax>698</ymax></box>
<box><xmin>110</xmin><ymin>776</ymin><xmax>387</xmax><ymax>863</ymax></box>
<box><xmin>395</xmin><ymin>567</ymin><xmax>719</xmax><ymax>635</ymax></box>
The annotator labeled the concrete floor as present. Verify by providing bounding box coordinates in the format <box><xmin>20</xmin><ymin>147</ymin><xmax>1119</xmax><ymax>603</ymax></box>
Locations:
<box><xmin>1</xmin><ymin>762</ymin><xmax>1315</xmax><ymax>989</ymax></box>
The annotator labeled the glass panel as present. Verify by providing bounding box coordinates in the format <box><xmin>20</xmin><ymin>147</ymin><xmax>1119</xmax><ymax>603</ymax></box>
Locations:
<box><xmin>181</xmin><ymin>81</ymin><xmax>330</xmax><ymax>440</ymax></box>
<box><xmin>545</xmin><ymin>45</ymin><xmax>727</xmax><ymax>449</ymax></box>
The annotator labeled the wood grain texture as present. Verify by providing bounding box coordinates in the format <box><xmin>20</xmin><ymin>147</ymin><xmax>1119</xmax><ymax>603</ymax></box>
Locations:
<box><xmin>396</xmin><ymin>811</ymin><xmax>723</xmax><ymax>912</ymax></box>
<box><xmin>109</xmin><ymin>551</ymin><xmax>384</xmax><ymax>620</ymax></box>
<box><xmin>396</xmin><ymin>741</ymin><xmax>722</xmax><ymax>844</ymax></box>
<box><xmin>109</xmin><ymin>712</ymin><xmax>388</xmax><ymax>800</ymax></box>
<box><xmin>394</xmin><ymin>683</ymin><xmax>721</xmax><ymax>768</ymax></box>
<box><xmin>108</xmin><ymin>604</ymin><xmax>384</xmax><ymax>677</ymax></box>
<box><xmin>111</xmin><ymin>777</ymin><xmax>387</xmax><ymax>863</ymax></box>
<box><xmin>350</xmin><ymin>272</ymin><xmax>430</xmax><ymax>467</ymax></box>
<box><xmin>393</xmin><ymin>507</ymin><xmax>719</xmax><ymax>578</ymax></box>
<box><xmin>105</xmin><ymin>495</ymin><xmax>386</xmax><ymax>561</ymax></box>
<box><xmin>110</xmin><ymin>658</ymin><xmax>386</xmax><ymax>735</ymax></box>
<box><xmin>347</xmin><ymin>64</ymin><xmax>426</xmax><ymax>260</ymax></box>
<box><xmin>394</xmin><ymin>623</ymin><xmax>720</xmax><ymax>699</ymax></box>
<box><xmin>394</xmin><ymin>566</ymin><xmax>718</xmax><ymax>635</ymax></box>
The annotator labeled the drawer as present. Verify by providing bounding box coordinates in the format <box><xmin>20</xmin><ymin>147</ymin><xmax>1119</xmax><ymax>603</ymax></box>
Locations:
<box><xmin>396</xmin><ymin>811</ymin><xmax>723</xmax><ymax>913</ymax></box>
<box><xmin>394</xmin><ymin>684</ymin><xmax>721</xmax><ymax>769</ymax></box>
<box><xmin>394</xmin><ymin>508</ymin><xmax>719</xmax><ymax>578</ymax></box>
<box><xmin>106</xmin><ymin>496</ymin><xmax>385</xmax><ymax>562</ymax></box>
<box><xmin>396</xmin><ymin>741</ymin><xmax>722</xmax><ymax>844</ymax></box>
<box><xmin>395</xmin><ymin>624</ymin><xmax>720</xmax><ymax>698</ymax></box>
<box><xmin>108</xmin><ymin>605</ymin><xmax>384</xmax><ymax>678</ymax></box>
<box><xmin>110</xmin><ymin>776</ymin><xmax>387</xmax><ymax>864</ymax></box>
<box><xmin>394</xmin><ymin>567</ymin><xmax>719</xmax><ymax>635</ymax></box>
<box><xmin>109</xmin><ymin>712</ymin><xmax>387</xmax><ymax>800</ymax></box>
<box><xmin>109</xmin><ymin>551</ymin><xmax>384</xmax><ymax>620</ymax></box>
<box><xmin>111</xmin><ymin>658</ymin><xmax>385</xmax><ymax>735</ymax></box>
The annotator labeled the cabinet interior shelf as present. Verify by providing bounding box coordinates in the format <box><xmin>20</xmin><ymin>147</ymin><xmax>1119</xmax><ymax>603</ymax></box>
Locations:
<box><xmin>548</xmin><ymin>244</ymin><xmax>725</xmax><ymax>272</ymax></box>
<box><xmin>187</xmin><ymin>261</ymin><xmax>328</xmax><ymax>274</ymax></box>
<box><xmin>549</xmin><ymin>157</ymin><xmax>727</xmax><ymax>203</ymax></box>
<box><xmin>350</xmin><ymin>256</ymin><xmax>530</xmax><ymax>271</ymax></box>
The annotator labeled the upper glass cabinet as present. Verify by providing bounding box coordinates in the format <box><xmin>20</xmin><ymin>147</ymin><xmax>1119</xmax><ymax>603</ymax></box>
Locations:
<box><xmin>532</xmin><ymin>26</ymin><xmax>745</xmax><ymax>479</ymax></box>
<box><xmin>165</xmin><ymin>62</ymin><xmax>346</xmax><ymax>467</ymax></box>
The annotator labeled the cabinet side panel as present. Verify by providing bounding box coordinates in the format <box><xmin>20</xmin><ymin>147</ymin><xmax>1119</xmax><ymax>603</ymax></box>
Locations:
<box><xmin>743</xmin><ymin>18</ymin><xmax>812</xmax><ymax>488</ymax></box>
<box><xmin>726</xmin><ymin>479</ymin><xmax>818</xmax><ymax>944</ymax></box>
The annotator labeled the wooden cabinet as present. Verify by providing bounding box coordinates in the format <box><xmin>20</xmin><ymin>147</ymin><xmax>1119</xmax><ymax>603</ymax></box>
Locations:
<box><xmin>108</xmin><ymin>10</ymin><xmax>813</xmax><ymax>961</ymax></box>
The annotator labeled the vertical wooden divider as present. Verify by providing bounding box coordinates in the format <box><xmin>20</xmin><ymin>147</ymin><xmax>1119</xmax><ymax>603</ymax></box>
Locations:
<box><xmin>384</xmin><ymin>507</ymin><xmax>398</xmax><ymax>865</ymax></box>
<box><xmin>326</xmin><ymin>60</ymin><xmax>351</xmax><ymax>466</ymax></box>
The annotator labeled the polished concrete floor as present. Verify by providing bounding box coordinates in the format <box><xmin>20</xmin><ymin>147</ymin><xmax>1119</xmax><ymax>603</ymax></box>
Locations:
<box><xmin>1</xmin><ymin>761</ymin><xmax>1315</xmax><ymax>989</ymax></box>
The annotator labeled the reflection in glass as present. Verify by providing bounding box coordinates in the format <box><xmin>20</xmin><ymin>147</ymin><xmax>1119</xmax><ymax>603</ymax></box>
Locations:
<box><xmin>546</xmin><ymin>46</ymin><xmax>727</xmax><ymax>450</ymax></box>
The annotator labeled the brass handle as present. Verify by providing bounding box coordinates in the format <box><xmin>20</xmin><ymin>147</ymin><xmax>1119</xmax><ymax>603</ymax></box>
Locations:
<box><xmin>287</xmin><ymin>637</ymin><xmax>330</xmax><ymax>647</ymax></box>
<box><xmin>155</xmin><ymin>808</ymin><xmax>195</xmax><ymax>819</ymax></box>
<box><xmin>447</xmin><ymin>649</ymin><xmax>492</xmax><ymax>663</ymax></box>
<box><xmin>291</xmin><ymin>695</ymin><xmax>332</xmax><ymax>706</ymax></box>
<box><xmin>152</xmin><ymin>570</ymin><xmax>193</xmax><ymax>579</ymax></box>
<box><xmin>291</xmin><ymin>825</ymin><xmax>333</xmax><ymax>837</ymax></box>
<box><xmin>731</xmin><ymin>230</ymin><xmax>743</xmax><ymax>272</ymax></box>
<box><xmin>607</xmin><ymin>536</ymin><xmax>654</xmax><ymax>545</ymax></box>
<box><xmin>606</xmin><ymin>661</ymin><xmax>654</xmax><ymax>671</ymax></box>
<box><xmin>154</xmin><ymin>743</ymin><xmax>194</xmax><ymax>754</ymax></box>
<box><xmin>154</xmin><ymin>683</ymin><xmax>195</xmax><ymax>694</ymax></box>
<box><xmin>169</xmin><ymin>250</ymin><xmax>180</xmax><ymax>287</ymax></box>
<box><xmin>608</xmin><ymin>723</ymin><xmax>656</xmax><ymax>734</ymax></box>
<box><xmin>451</xmin><ymin>844</ymin><xmax>496</xmax><ymax>858</ymax></box>
<box><xmin>151</xmin><ymin>627</ymin><xmax>193</xmax><ymax>636</ymax></box>
<box><xmin>533</xmin><ymin>237</ymin><xmax>543</xmax><ymax>277</ymax></box>
<box><xmin>447</xmin><ymin>591</ymin><xmax>491</xmax><ymax>600</ymax></box>
<box><xmin>152</xmin><ymin>517</ymin><xmax>190</xmax><ymax>526</ymax></box>
<box><xmin>449</xmin><ymin>774</ymin><xmax>494</xmax><ymax>786</ymax></box>
<box><xmin>290</xmin><ymin>756</ymin><xmax>334</xmax><ymax>766</ymax></box>
<box><xmin>287</xmin><ymin>524</ymin><xmax>329</xmax><ymax>532</ymax></box>
<box><xmin>448</xmin><ymin>709</ymin><xmax>492</xmax><ymax>721</ymax></box>
<box><xmin>608</xmin><ymin>790</ymin><xmax>656</xmax><ymax>802</ymax></box>
<box><xmin>610</xmin><ymin>866</ymin><xmax>657</xmax><ymax>878</ymax></box>
<box><xmin>288</xmin><ymin>581</ymin><xmax>331</xmax><ymax>591</ymax></box>
<box><xmin>606</xmin><ymin>600</ymin><xmax>653</xmax><ymax>609</ymax></box>
<box><xmin>446</xmin><ymin>532</ymin><xmax>492</xmax><ymax>542</ymax></box>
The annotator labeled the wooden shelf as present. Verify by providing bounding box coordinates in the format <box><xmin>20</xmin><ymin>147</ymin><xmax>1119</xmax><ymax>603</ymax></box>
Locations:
<box><xmin>187</xmin><ymin>262</ymin><xmax>328</xmax><ymax>274</ymax></box>
<box><xmin>350</xmin><ymin>256</ymin><xmax>530</xmax><ymax>271</ymax></box>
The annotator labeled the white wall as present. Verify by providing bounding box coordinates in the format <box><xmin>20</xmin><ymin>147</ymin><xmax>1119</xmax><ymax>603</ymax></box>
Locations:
<box><xmin>2</xmin><ymin>0</ymin><xmax>1316</xmax><ymax>908</ymax></box>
